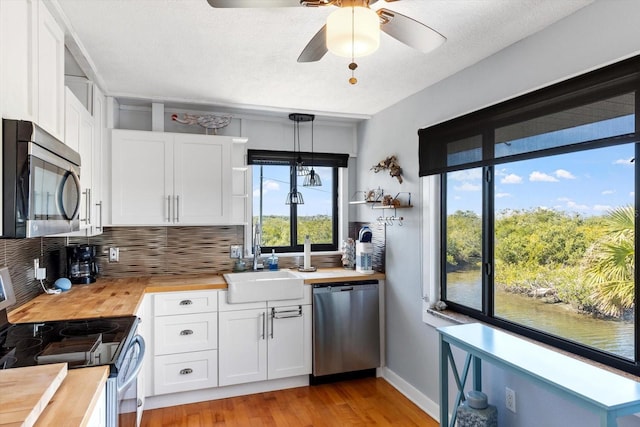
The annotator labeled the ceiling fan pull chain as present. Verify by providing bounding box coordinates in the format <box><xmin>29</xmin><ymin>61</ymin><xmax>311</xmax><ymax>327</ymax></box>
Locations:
<box><xmin>349</xmin><ymin>5</ymin><xmax>358</xmax><ymax>85</ymax></box>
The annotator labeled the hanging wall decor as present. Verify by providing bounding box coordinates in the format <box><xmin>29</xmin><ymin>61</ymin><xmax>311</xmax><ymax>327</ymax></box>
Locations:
<box><xmin>371</xmin><ymin>155</ymin><xmax>403</xmax><ymax>183</ymax></box>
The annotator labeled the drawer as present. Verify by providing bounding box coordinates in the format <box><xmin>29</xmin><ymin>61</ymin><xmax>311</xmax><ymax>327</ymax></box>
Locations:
<box><xmin>154</xmin><ymin>312</ymin><xmax>217</xmax><ymax>355</ymax></box>
<box><xmin>268</xmin><ymin>285</ymin><xmax>312</xmax><ymax>307</ymax></box>
<box><xmin>153</xmin><ymin>291</ymin><xmax>218</xmax><ymax>316</ymax></box>
<box><xmin>218</xmin><ymin>290</ymin><xmax>267</xmax><ymax>312</ymax></box>
<box><xmin>154</xmin><ymin>350</ymin><xmax>218</xmax><ymax>395</ymax></box>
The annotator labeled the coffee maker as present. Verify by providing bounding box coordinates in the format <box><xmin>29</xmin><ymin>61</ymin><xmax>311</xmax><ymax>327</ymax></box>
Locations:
<box><xmin>66</xmin><ymin>244</ymin><xmax>98</xmax><ymax>284</ymax></box>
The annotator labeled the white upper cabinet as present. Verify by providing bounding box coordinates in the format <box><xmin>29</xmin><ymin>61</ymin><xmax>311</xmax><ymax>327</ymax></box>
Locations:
<box><xmin>0</xmin><ymin>0</ymin><xmax>64</xmax><ymax>140</ymax></box>
<box><xmin>112</xmin><ymin>130</ymin><xmax>173</xmax><ymax>225</ymax></box>
<box><xmin>36</xmin><ymin>1</ymin><xmax>64</xmax><ymax>139</ymax></box>
<box><xmin>111</xmin><ymin>129</ymin><xmax>233</xmax><ymax>226</ymax></box>
<box><xmin>65</xmin><ymin>87</ymin><xmax>94</xmax><ymax>231</ymax></box>
<box><xmin>91</xmin><ymin>85</ymin><xmax>106</xmax><ymax>235</ymax></box>
<box><xmin>1</xmin><ymin>0</ymin><xmax>37</xmax><ymax>121</ymax></box>
<box><xmin>173</xmin><ymin>134</ymin><xmax>231</xmax><ymax>224</ymax></box>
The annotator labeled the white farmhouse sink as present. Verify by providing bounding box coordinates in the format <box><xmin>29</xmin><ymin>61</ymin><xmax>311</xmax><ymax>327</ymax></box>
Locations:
<box><xmin>223</xmin><ymin>270</ymin><xmax>304</xmax><ymax>303</ymax></box>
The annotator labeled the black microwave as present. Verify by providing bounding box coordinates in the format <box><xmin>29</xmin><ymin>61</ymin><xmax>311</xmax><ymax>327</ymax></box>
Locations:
<box><xmin>2</xmin><ymin>119</ymin><xmax>82</xmax><ymax>238</ymax></box>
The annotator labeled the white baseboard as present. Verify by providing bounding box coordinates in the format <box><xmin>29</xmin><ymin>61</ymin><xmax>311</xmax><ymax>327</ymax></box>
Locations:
<box><xmin>145</xmin><ymin>376</ymin><xmax>309</xmax><ymax>410</ymax></box>
<box><xmin>382</xmin><ymin>367</ymin><xmax>440</xmax><ymax>423</ymax></box>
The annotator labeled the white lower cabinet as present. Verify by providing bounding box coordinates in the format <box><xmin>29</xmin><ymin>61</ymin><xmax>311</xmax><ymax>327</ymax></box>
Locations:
<box><xmin>145</xmin><ymin>287</ymin><xmax>312</xmax><ymax>400</ymax></box>
<box><xmin>218</xmin><ymin>288</ymin><xmax>312</xmax><ymax>387</ymax></box>
<box><xmin>86</xmin><ymin>384</ymin><xmax>106</xmax><ymax>427</ymax></box>
<box><xmin>148</xmin><ymin>290</ymin><xmax>219</xmax><ymax>396</ymax></box>
<box><xmin>218</xmin><ymin>308</ymin><xmax>267</xmax><ymax>386</ymax></box>
<box><xmin>268</xmin><ymin>304</ymin><xmax>312</xmax><ymax>380</ymax></box>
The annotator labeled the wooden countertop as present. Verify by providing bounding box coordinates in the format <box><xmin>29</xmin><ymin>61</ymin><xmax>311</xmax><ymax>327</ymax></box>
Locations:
<box><xmin>34</xmin><ymin>366</ymin><xmax>109</xmax><ymax>427</ymax></box>
<box><xmin>9</xmin><ymin>269</ymin><xmax>383</xmax><ymax>323</ymax></box>
<box><xmin>8</xmin><ymin>275</ymin><xmax>226</xmax><ymax>323</ymax></box>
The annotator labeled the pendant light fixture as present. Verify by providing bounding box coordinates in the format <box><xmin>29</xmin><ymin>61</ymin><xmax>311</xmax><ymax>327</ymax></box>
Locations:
<box><xmin>303</xmin><ymin>117</ymin><xmax>322</xmax><ymax>187</ymax></box>
<box><xmin>286</xmin><ymin>113</ymin><xmax>314</xmax><ymax>205</ymax></box>
<box><xmin>292</xmin><ymin>114</ymin><xmax>310</xmax><ymax>176</ymax></box>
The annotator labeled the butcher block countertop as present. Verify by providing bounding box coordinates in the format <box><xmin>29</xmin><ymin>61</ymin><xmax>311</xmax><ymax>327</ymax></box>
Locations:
<box><xmin>0</xmin><ymin>363</ymin><xmax>67</xmax><ymax>427</ymax></box>
<box><xmin>34</xmin><ymin>366</ymin><xmax>109</xmax><ymax>427</ymax></box>
<box><xmin>9</xmin><ymin>268</ymin><xmax>383</xmax><ymax>324</ymax></box>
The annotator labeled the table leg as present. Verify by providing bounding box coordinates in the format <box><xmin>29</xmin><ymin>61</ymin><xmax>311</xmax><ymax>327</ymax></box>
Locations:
<box><xmin>439</xmin><ymin>335</ymin><xmax>449</xmax><ymax>427</ymax></box>
<box><xmin>473</xmin><ymin>355</ymin><xmax>482</xmax><ymax>391</ymax></box>
<box><xmin>600</xmin><ymin>411</ymin><xmax>617</xmax><ymax>427</ymax></box>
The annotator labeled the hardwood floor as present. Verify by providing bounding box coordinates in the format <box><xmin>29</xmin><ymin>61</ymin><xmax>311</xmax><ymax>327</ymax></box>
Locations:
<box><xmin>141</xmin><ymin>377</ymin><xmax>438</xmax><ymax>426</ymax></box>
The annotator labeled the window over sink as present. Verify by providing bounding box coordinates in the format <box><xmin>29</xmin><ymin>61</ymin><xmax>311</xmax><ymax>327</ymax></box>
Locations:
<box><xmin>248</xmin><ymin>150</ymin><xmax>348</xmax><ymax>253</ymax></box>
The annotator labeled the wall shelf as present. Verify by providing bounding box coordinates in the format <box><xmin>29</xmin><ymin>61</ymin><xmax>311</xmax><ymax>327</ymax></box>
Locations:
<box><xmin>351</xmin><ymin>191</ymin><xmax>412</xmax><ymax>226</ymax></box>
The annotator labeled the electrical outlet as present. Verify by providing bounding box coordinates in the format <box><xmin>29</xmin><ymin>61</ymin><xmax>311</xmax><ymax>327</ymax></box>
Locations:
<box><xmin>109</xmin><ymin>247</ymin><xmax>120</xmax><ymax>263</ymax></box>
<box><xmin>230</xmin><ymin>244</ymin><xmax>243</xmax><ymax>259</ymax></box>
<box><xmin>33</xmin><ymin>259</ymin><xmax>46</xmax><ymax>280</ymax></box>
<box><xmin>505</xmin><ymin>387</ymin><xmax>516</xmax><ymax>413</ymax></box>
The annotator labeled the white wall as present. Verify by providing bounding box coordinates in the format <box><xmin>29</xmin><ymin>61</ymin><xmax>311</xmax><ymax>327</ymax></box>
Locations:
<box><xmin>357</xmin><ymin>1</ymin><xmax>640</xmax><ymax>426</ymax></box>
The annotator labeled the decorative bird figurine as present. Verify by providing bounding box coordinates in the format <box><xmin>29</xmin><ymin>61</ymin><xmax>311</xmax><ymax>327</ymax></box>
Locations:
<box><xmin>171</xmin><ymin>113</ymin><xmax>232</xmax><ymax>135</ymax></box>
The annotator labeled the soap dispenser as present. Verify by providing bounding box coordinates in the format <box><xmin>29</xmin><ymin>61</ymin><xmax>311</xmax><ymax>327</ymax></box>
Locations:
<box><xmin>268</xmin><ymin>250</ymin><xmax>279</xmax><ymax>271</ymax></box>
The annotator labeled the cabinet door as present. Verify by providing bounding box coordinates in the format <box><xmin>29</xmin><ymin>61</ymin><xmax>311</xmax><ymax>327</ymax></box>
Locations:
<box><xmin>268</xmin><ymin>304</ymin><xmax>312</xmax><ymax>379</ymax></box>
<box><xmin>112</xmin><ymin>130</ymin><xmax>173</xmax><ymax>225</ymax></box>
<box><xmin>0</xmin><ymin>0</ymin><xmax>36</xmax><ymax>122</ymax></box>
<box><xmin>173</xmin><ymin>134</ymin><xmax>232</xmax><ymax>224</ymax></box>
<box><xmin>86</xmin><ymin>384</ymin><xmax>106</xmax><ymax>427</ymax></box>
<box><xmin>36</xmin><ymin>1</ymin><xmax>64</xmax><ymax>140</ymax></box>
<box><xmin>65</xmin><ymin>87</ymin><xmax>95</xmax><ymax>230</ymax></box>
<box><xmin>218</xmin><ymin>308</ymin><xmax>267</xmax><ymax>386</ymax></box>
<box><xmin>89</xmin><ymin>85</ymin><xmax>106</xmax><ymax>235</ymax></box>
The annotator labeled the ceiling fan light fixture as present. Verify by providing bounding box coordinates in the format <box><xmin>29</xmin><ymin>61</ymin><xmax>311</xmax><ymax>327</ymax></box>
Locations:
<box><xmin>326</xmin><ymin>6</ymin><xmax>379</xmax><ymax>58</ymax></box>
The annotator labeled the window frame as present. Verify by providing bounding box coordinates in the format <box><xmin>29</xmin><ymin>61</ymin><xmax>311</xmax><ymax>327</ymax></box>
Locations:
<box><xmin>248</xmin><ymin>150</ymin><xmax>347</xmax><ymax>254</ymax></box>
<box><xmin>419</xmin><ymin>55</ymin><xmax>640</xmax><ymax>375</ymax></box>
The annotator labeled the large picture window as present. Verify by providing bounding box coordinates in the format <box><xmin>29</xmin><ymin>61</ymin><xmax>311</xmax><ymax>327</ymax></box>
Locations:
<box><xmin>420</xmin><ymin>55</ymin><xmax>640</xmax><ymax>374</ymax></box>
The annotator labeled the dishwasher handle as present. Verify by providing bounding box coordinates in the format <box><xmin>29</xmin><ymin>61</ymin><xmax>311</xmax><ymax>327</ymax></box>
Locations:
<box><xmin>312</xmin><ymin>282</ymin><xmax>379</xmax><ymax>294</ymax></box>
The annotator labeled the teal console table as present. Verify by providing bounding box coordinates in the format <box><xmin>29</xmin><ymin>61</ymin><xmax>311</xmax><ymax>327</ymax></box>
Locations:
<box><xmin>438</xmin><ymin>323</ymin><xmax>640</xmax><ymax>427</ymax></box>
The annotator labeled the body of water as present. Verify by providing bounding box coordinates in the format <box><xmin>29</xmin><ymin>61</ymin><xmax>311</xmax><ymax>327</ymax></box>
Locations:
<box><xmin>447</xmin><ymin>270</ymin><xmax>634</xmax><ymax>360</ymax></box>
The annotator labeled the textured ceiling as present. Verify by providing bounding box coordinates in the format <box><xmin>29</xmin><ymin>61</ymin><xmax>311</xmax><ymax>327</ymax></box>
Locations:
<box><xmin>56</xmin><ymin>0</ymin><xmax>593</xmax><ymax>118</ymax></box>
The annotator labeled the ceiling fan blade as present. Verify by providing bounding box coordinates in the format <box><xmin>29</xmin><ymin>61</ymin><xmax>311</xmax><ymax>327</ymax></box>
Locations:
<box><xmin>206</xmin><ymin>0</ymin><xmax>301</xmax><ymax>8</ymax></box>
<box><xmin>297</xmin><ymin>25</ymin><xmax>328</xmax><ymax>63</ymax></box>
<box><xmin>377</xmin><ymin>8</ymin><xmax>446</xmax><ymax>54</ymax></box>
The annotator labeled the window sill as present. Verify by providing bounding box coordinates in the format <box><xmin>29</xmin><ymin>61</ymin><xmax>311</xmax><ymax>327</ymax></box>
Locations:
<box><xmin>423</xmin><ymin>307</ymin><xmax>640</xmax><ymax>383</ymax></box>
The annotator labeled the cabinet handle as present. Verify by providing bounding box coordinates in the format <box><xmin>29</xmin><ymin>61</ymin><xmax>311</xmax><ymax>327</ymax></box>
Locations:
<box><xmin>167</xmin><ymin>196</ymin><xmax>171</xmax><ymax>222</ymax></box>
<box><xmin>260</xmin><ymin>312</ymin><xmax>266</xmax><ymax>340</ymax></box>
<box><xmin>87</xmin><ymin>188</ymin><xmax>92</xmax><ymax>224</ymax></box>
<box><xmin>81</xmin><ymin>189</ymin><xmax>89</xmax><ymax>223</ymax></box>
<box><xmin>179</xmin><ymin>299</ymin><xmax>193</xmax><ymax>306</ymax></box>
<box><xmin>272</xmin><ymin>306</ymin><xmax>303</xmax><ymax>319</ymax></box>
<box><xmin>179</xmin><ymin>368</ymin><xmax>193</xmax><ymax>375</ymax></box>
<box><xmin>180</xmin><ymin>329</ymin><xmax>193</xmax><ymax>336</ymax></box>
<box><xmin>95</xmin><ymin>201</ymin><xmax>103</xmax><ymax>231</ymax></box>
<box><xmin>176</xmin><ymin>195</ymin><xmax>180</xmax><ymax>223</ymax></box>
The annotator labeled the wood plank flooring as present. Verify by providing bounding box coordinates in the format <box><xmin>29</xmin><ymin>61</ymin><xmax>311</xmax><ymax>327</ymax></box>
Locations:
<box><xmin>141</xmin><ymin>377</ymin><xmax>438</xmax><ymax>426</ymax></box>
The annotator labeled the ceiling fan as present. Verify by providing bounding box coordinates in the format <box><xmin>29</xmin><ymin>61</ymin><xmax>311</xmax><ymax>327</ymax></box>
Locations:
<box><xmin>205</xmin><ymin>0</ymin><xmax>446</xmax><ymax>64</ymax></box>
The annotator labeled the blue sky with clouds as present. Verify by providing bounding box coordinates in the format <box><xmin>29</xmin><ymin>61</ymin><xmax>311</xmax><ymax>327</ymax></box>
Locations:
<box><xmin>252</xmin><ymin>165</ymin><xmax>333</xmax><ymax>217</ymax></box>
<box><xmin>448</xmin><ymin>143</ymin><xmax>635</xmax><ymax>217</ymax></box>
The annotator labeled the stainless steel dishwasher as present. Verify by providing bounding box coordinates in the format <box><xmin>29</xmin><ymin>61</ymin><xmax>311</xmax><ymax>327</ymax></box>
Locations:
<box><xmin>312</xmin><ymin>280</ymin><xmax>380</xmax><ymax>379</ymax></box>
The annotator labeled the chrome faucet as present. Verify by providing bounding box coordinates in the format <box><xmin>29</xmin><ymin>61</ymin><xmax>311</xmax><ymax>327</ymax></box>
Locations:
<box><xmin>253</xmin><ymin>224</ymin><xmax>263</xmax><ymax>270</ymax></box>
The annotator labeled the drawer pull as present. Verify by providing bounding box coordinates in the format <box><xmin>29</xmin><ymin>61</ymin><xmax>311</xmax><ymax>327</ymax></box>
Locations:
<box><xmin>179</xmin><ymin>368</ymin><xmax>193</xmax><ymax>375</ymax></box>
<box><xmin>179</xmin><ymin>300</ymin><xmax>193</xmax><ymax>306</ymax></box>
<box><xmin>180</xmin><ymin>329</ymin><xmax>194</xmax><ymax>336</ymax></box>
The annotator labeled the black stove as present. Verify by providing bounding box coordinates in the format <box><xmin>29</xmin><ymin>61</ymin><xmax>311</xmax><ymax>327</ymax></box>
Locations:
<box><xmin>0</xmin><ymin>316</ymin><xmax>138</xmax><ymax>374</ymax></box>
